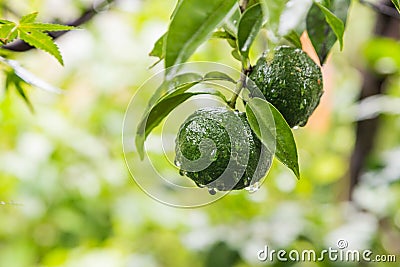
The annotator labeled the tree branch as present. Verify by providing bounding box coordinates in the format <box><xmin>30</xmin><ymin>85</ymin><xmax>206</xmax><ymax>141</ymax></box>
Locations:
<box><xmin>349</xmin><ymin>0</ymin><xmax>400</xmax><ymax>200</ymax></box>
<box><xmin>2</xmin><ymin>0</ymin><xmax>115</xmax><ymax>52</ymax></box>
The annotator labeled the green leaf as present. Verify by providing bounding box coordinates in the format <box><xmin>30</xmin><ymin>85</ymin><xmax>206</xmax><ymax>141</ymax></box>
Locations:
<box><xmin>237</xmin><ymin>3</ymin><xmax>263</xmax><ymax>59</ymax></box>
<box><xmin>19</xmin><ymin>12</ymin><xmax>38</xmax><ymax>24</ymax></box>
<box><xmin>204</xmin><ymin>71</ymin><xmax>236</xmax><ymax>83</ymax></box>
<box><xmin>1</xmin><ymin>12</ymin><xmax>75</xmax><ymax>65</ymax></box>
<box><xmin>14</xmin><ymin>78</ymin><xmax>34</xmax><ymax>112</ymax></box>
<box><xmin>136</xmin><ymin>68</ymin><xmax>238</xmax><ymax>159</ymax></box>
<box><xmin>20</xmin><ymin>23</ymin><xmax>75</xmax><ymax>31</ymax></box>
<box><xmin>0</xmin><ymin>56</ymin><xmax>63</xmax><ymax>94</ymax></box>
<box><xmin>204</xmin><ymin>89</ymin><xmax>228</xmax><ymax>103</ymax></box>
<box><xmin>0</xmin><ymin>22</ymin><xmax>17</xmax><ymax>44</ymax></box>
<box><xmin>136</xmin><ymin>89</ymin><xmax>225</xmax><ymax>160</ymax></box>
<box><xmin>261</xmin><ymin>0</ymin><xmax>288</xmax><ymax>36</ymax></box>
<box><xmin>136</xmin><ymin>92</ymin><xmax>198</xmax><ymax>159</ymax></box>
<box><xmin>149</xmin><ymin>32</ymin><xmax>167</xmax><ymax>61</ymax></box>
<box><xmin>147</xmin><ymin>70</ymin><xmax>234</xmax><ymax>111</ymax></box>
<box><xmin>315</xmin><ymin>2</ymin><xmax>345</xmax><ymax>50</ymax></box>
<box><xmin>0</xmin><ymin>19</ymin><xmax>13</xmax><ymax>24</ymax></box>
<box><xmin>147</xmin><ymin>71</ymin><xmax>235</xmax><ymax>112</ymax></box>
<box><xmin>135</xmin><ymin>93</ymin><xmax>195</xmax><ymax>159</ymax></box>
<box><xmin>147</xmin><ymin>72</ymin><xmax>203</xmax><ymax>109</ymax></box>
<box><xmin>284</xmin><ymin>30</ymin><xmax>302</xmax><ymax>48</ymax></box>
<box><xmin>18</xmin><ymin>29</ymin><xmax>64</xmax><ymax>65</ymax></box>
<box><xmin>211</xmin><ymin>30</ymin><xmax>235</xmax><ymax>41</ymax></box>
<box><xmin>222</xmin><ymin>6</ymin><xmax>241</xmax><ymax>37</ymax></box>
<box><xmin>306</xmin><ymin>0</ymin><xmax>350</xmax><ymax>64</ymax></box>
<box><xmin>392</xmin><ymin>0</ymin><xmax>400</xmax><ymax>13</ymax></box>
<box><xmin>170</xmin><ymin>0</ymin><xmax>184</xmax><ymax>19</ymax></box>
<box><xmin>19</xmin><ymin>13</ymin><xmax>75</xmax><ymax>31</ymax></box>
<box><xmin>212</xmin><ymin>30</ymin><xmax>237</xmax><ymax>50</ymax></box>
<box><xmin>247</xmin><ymin>98</ymin><xmax>300</xmax><ymax>179</ymax></box>
<box><xmin>231</xmin><ymin>49</ymin><xmax>241</xmax><ymax>61</ymax></box>
<box><xmin>268</xmin><ymin>103</ymin><xmax>300</xmax><ymax>179</ymax></box>
<box><xmin>148</xmin><ymin>33</ymin><xmax>167</xmax><ymax>68</ymax></box>
<box><xmin>246</xmin><ymin>98</ymin><xmax>276</xmax><ymax>154</ymax></box>
<box><xmin>136</xmin><ymin>69</ymin><xmax>235</xmax><ymax>159</ymax></box>
<box><xmin>165</xmin><ymin>0</ymin><xmax>237</xmax><ymax>76</ymax></box>
<box><xmin>5</xmin><ymin>71</ymin><xmax>34</xmax><ymax>112</ymax></box>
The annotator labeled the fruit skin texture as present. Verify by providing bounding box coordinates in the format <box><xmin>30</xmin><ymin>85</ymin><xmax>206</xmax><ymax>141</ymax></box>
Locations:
<box><xmin>249</xmin><ymin>45</ymin><xmax>323</xmax><ymax>127</ymax></box>
<box><xmin>175</xmin><ymin>107</ymin><xmax>272</xmax><ymax>191</ymax></box>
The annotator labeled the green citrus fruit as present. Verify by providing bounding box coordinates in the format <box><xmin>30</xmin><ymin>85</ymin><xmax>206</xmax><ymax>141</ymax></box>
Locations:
<box><xmin>175</xmin><ymin>107</ymin><xmax>272</xmax><ymax>191</ymax></box>
<box><xmin>249</xmin><ymin>45</ymin><xmax>323</xmax><ymax>127</ymax></box>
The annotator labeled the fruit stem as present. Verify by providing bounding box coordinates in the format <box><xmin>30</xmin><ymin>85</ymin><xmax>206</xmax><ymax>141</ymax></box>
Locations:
<box><xmin>229</xmin><ymin>0</ymin><xmax>251</xmax><ymax>110</ymax></box>
<box><xmin>228</xmin><ymin>63</ymin><xmax>251</xmax><ymax>109</ymax></box>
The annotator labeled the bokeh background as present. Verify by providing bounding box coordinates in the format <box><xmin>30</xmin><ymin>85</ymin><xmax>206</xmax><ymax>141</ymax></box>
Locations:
<box><xmin>0</xmin><ymin>0</ymin><xmax>399</xmax><ymax>266</ymax></box>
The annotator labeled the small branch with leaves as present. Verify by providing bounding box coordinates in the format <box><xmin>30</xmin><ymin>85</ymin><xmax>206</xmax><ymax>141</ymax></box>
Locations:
<box><xmin>2</xmin><ymin>0</ymin><xmax>115</xmax><ymax>53</ymax></box>
<box><xmin>0</xmin><ymin>12</ymin><xmax>75</xmax><ymax>65</ymax></box>
<box><xmin>0</xmin><ymin>0</ymin><xmax>115</xmax><ymax>111</ymax></box>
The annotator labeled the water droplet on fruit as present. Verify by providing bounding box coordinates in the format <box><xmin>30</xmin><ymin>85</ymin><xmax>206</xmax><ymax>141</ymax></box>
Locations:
<box><xmin>174</xmin><ymin>159</ymin><xmax>181</xmax><ymax>167</ymax></box>
<box><xmin>246</xmin><ymin>182</ymin><xmax>260</xmax><ymax>193</ymax></box>
<box><xmin>210</xmin><ymin>149</ymin><xmax>217</xmax><ymax>160</ymax></box>
<box><xmin>208</xmin><ymin>188</ymin><xmax>217</xmax><ymax>195</ymax></box>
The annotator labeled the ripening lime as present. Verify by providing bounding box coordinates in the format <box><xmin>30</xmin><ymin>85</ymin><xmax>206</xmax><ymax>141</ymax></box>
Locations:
<box><xmin>175</xmin><ymin>107</ymin><xmax>272</xmax><ymax>191</ymax></box>
<box><xmin>249</xmin><ymin>46</ymin><xmax>323</xmax><ymax>127</ymax></box>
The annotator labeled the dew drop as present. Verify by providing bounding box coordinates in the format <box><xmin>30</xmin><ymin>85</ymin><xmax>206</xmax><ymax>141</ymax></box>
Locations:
<box><xmin>208</xmin><ymin>188</ymin><xmax>217</xmax><ymax>195</ymax></box>
<box><xmin>246</xmin><ymin>182</ymin><xmax>260</xmax><ymax>193</ymax></box>
<box><xmin>250</xmin><ymin>187</ymin><xmax>259</xmax><ymax>193</ymax></box>
<box><xmin>293</xmin><ymin>126</ymin><xmax>299</xmax><ymax>130</ymax></box>
<box><xmin>179</xmin><ymin>170</ymin><xmax>185</xmax><ymax>176</ymax></box>
<box><xmin>174</xmin><ymin>159</ymin><xmax>181</xmax><ymax>167</ymax></box>
<box><xmin>210</xmin><ymin>149</ymin><xmax>217</xmax><ymax>160</ymax></box>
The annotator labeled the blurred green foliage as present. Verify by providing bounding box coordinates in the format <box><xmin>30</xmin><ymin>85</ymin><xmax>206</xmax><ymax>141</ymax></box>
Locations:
<box><xmin>0</xmin><ymin>1</ymin><xmax>399</xmax><ymax>267</ymax></box>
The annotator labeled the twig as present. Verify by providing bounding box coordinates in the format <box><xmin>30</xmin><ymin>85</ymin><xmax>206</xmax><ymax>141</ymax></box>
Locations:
<box><xmin>359</xmin><ymin>0</ymin><xmax>400</xmax><ymax>19</ymax></box>
<box><xmin>2</xmin><ymin>0</ymin><xmax>115</xmax><ymax>52</ymax></box>
<box><xmin>349</xmin><ymin>0</ymin><xmax>400</xmax><ymax>200</ymax></box>
<box><xmin>229</xmin><ymin>0</ymin><xmax>251</xmax><ymax>109</ymax></box>
<box><xmin>228</xmin><ymin>66</ymin><xmax>251</xmax><ymax>109</ymax></box>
